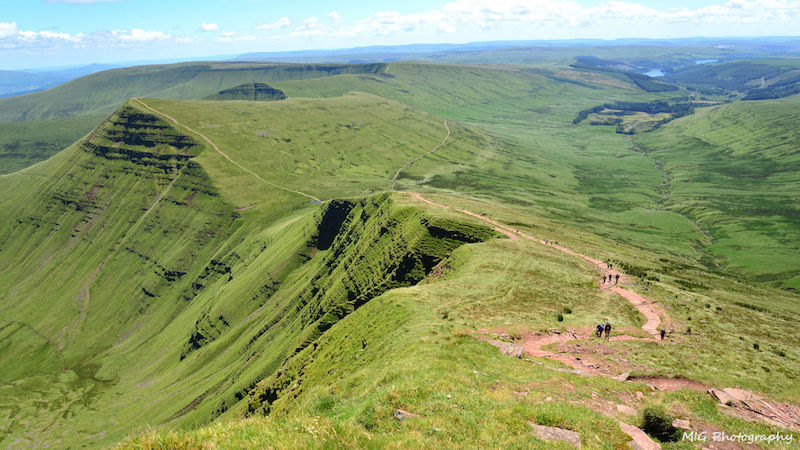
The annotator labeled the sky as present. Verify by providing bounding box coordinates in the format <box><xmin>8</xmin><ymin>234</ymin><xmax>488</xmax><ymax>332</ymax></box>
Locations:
<box><xmin>1</xmin><ymin>0</ymin><xmax>799</xmax><ymax>70</ymax></box>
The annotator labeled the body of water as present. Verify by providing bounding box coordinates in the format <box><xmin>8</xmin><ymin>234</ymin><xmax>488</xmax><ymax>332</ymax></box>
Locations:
<box><xmin>643</xmin><ymin>68</ymin><xmax>665</xmax><ymax>77</ymax></box>
<box><xmin>695</xmin><ymin>59</ymin><xmax>718</xmax><ymax>64</ymax></box>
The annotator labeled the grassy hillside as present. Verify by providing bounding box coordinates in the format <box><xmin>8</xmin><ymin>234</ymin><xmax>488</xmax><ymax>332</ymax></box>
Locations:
<box><xmin>273</xmin><ymin>63</ymin><xmax>800</xmax><ymax>286</ymax></box>
<box><xmin>665</xmin><ymin>59</ymin><xmax>800</xmax><ymax>99</ymax></box>
<box><xmin>635</xmin><ymin>95</ymin><xmax>800</xmax><ymax>289</ymax></box>
<box><xmin>273</xmin><ymin>65</ymin><xmax>714</xmax><ymax>267</ymax></box>
<box><xmin>0</xmin><ymin>114</ymin><xmax>104</xmax><ymax>174</ymax></box>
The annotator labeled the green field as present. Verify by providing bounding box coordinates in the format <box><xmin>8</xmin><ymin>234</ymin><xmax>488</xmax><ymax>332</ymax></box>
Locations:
<box><xmin>1</xmin><ymin>58</ymin><xmax>799</xmax><ymax>448</ymax></box>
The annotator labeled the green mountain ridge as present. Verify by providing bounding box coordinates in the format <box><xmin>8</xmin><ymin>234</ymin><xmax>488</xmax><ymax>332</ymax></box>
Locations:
<box><xmin>0</xmin><ymin>62</ymin><xmax>387</xmax><ymax>175</ymax></box>
<box><xmin>1</xmin><ymin>59</ymin><xmax>799</xmax><ymax>447</ymax></box>
<box><xmin>0</xmin><ymin>97</ymin><xmax>498</xmax><ymax>446</ymax></box>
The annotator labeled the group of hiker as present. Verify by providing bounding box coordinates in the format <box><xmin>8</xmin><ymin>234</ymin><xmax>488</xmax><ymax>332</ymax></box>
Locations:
<box><xmin>595</xmin><ymin>321</ymin><xmax>612</xmax><ymax>339</ymax></box>
<box><xmin>602</xmin><ymin>273</ymin><xmax>620</xmax><ymax>285</ymax></box>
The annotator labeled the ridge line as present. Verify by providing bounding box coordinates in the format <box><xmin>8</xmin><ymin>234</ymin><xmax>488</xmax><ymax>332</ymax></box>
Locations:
<box><xmin>391</xmin><ymin>119</ymin><xmax>450</xmax><ymax>191</ymax></box>
<box><xmin>130</xmin><ymin>98</ymin><xmax>320</xmax><ymax>202</ymax></box>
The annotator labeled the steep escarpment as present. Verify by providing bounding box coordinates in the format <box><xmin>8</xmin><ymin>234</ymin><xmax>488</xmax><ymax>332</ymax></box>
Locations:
<box><xmin>0</xmin><ymin>105</ymin><xmax>496</xmax><ymax>447</ymax></box>
<box><xmin>0</xmin><ymin>101</ymin><xmax>240</xmax><ymax>446</ymax></box>
<box><xmin>246</xmin><ymin>194</ymin><xmax>497</xmax><ymax>415</ymax></box>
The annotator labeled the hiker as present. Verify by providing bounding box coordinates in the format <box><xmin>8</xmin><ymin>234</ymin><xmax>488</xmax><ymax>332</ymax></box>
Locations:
<box><xmin>604</xmin><ymin>322</ymin><xmax>612</xmax><ymax>339</ymax></box>
<box><xmin>596</xmin><ymin>323</ymin><xmax>604</xmax><ymax>338</ymax></box>
<box><xmin>615</xmin><ymin>273</ymin><xmax>620</xmax><ymax>284</ymax></box>
<box><xmin>660</xmin><ymin>329</ymin><xmax>666</xmax><ymax>340</ymax></box>
<box><xmin>602</xmin><ymin>275</ymin><xmax>606</xmax><ymax>284</ymax></box>
<box><xmin>608</xmin><ymin>262</ymin><xmax>613</xmax><ymax>269</ymax></box>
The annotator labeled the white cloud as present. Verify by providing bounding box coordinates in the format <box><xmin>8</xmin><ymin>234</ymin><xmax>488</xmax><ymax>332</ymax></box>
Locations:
<box><xmin>255</xmin><ymin>17</ymin><xmax>291</xmax><ymax>30</ymax></box>
<box><xmin>328</xmin><ymin>11</ymin><xmax>342</xmax><ymax>21</ymax></box>
<box><xmin>0</xmin><ymin>22</ymin><xmax>18</xmax><ymax>39</ymax></box>
<box><xmin>112</xmin><ymin>28</ymin><xmax>171</xmax><ymax>41</ymax></box>
<box><xmin>218</xmin><ymin>34</ymin><xmax>259</xmax><ymax>43</ymax></box>
<box><xmin>331</xmin><ymin>0</ymin><xmax>800</xmax><ymax>39</ymax></box>
<box><xmin>200</xmin><ymin>22</ymin><xmax>219</xmax><ymax>32</ymax></box>
<box><xmin>297</xmin><ymin>16</ymin><xmax>319</xmax><ymax>30</ymax></box>
<box><xmin>288</xmin><ymin>28</ymin><xmax>326</xmax><ymax>39</ymax></box>
<box><xmin>222</xmin><ymin>31</ymin><xmax>236</xmax><ymax>36</ymax></box>
<box><xmin>20</xmin><ymin>30</ymin><xmax>85</xmax><ymax>42</ymax></box>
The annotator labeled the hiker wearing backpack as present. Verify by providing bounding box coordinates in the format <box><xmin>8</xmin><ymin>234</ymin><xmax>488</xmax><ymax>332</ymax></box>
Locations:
<box><xmin>615</xmin><ymin>273</ymin><xmax>620</xmax><ymax>284</ymax></box>
<box><xmin>596</xmin><ymin>323</ymin><xmax>604</xmax><ymax>338</ymax></box>
<box><xmin>604</xmin><ymin>322</ymin><xmax>612</xmax><ymax>339</ymax></box>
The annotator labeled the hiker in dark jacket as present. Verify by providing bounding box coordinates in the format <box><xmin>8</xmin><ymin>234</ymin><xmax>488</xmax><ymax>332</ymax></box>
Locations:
<box><xmin>615</xmin><ymin>273</ymin><xmax>620</xmax><ymax>284</ymax></box>
<box><xmin>604</xmin><ymin>322</ymin><xmax>612</xmax><ymax>339</ymax></box>
<box><xmin>602</xmin><ymin>275</ymin><xmax>606</xmax><ymax>284</ymax></box>
<box><xmin>660</xmin><ymin>329</ymin><xmax>666</xmax><ymax>341</ymax></box>
<box><xmin>596</xmin><ymin>323</ymin><xmax>604</xmax><ymax>338</ymax></box>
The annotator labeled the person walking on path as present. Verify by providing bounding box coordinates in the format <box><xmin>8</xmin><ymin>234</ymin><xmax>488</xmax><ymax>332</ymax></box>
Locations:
<box><xmin>660</xmin><ymin>329</ymin><xmax>666</xmax><ymax>341</ymax></box>
<box><xmin>615</xmin><ymin>273</ymin><xmax>620</xmax><ymax>284</ymax></box>
<box><xmin>596</xmin><ymin>323</ymin><xmax>604</xmax><ymax>338</ymax></box>
<box><xmin>604</xmin><ymin>322</ymin><xmax>612</xmax><ymax>339</ymax></box>
<box><xmin>602</xmin><ymin>275</ymin><xmax>607</xmax><ymax>284</ymax></box>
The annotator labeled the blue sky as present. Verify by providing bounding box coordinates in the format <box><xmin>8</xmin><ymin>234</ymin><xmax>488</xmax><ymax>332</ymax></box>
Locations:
<box><xmin>1</xmin><ymin>0</ymin><xmax>799</xmax><ymax>70</ymax></box>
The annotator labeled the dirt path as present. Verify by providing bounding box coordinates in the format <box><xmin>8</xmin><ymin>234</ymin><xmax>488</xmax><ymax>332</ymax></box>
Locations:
<box><xmin>391</xmin><ymin>120</ymin><xmax>449</xmax><ymax>191</ymax></box>
<box><xmin>410</xmin><ymin>192</ymin><xmax>666</xmax><ymax>339</ymax></box>
<box><xmin>131</xmin><ymin>98</ymin><xmax>320</xmax><ymax>202</ymax></box>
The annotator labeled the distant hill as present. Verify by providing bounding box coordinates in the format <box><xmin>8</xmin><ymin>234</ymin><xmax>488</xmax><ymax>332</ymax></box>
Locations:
<box><xmin>664</xmin><ymin>59</ymin><xmax>800</xmax><ymax>99</ymax></box>
<box><xmin>0</xmin><ymin>62</ymin><xmax>386</xmax><ymax>122</ymax></box>
<box><xmin>205</xmin><ymin>83</ymin><xmax>287</xmax><ymax>101</ymax></box>
<box><xmin>0</xmin><ymin>64</ymin><xmax>117</xmax><ymax>98</ymax></box>
<box><xmin>0</xmin><ymin>70</ymin><xmax>63</xmax><ymax>97</ymax></box>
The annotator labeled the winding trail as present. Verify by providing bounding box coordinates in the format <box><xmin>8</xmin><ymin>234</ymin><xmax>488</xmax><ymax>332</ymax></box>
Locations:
<box><xmin>409</xmin><ymin>192</ymin><xmax>667</xmax><ymax>341</ymax></box>
<box><xmin>413</xmin><ymin>189</ymin><xmax>677</xmax><ymax>440</ymax></box>
<box><xmin>391</xmin><ymin>120</ymin><xmax>450</xmax><ymax>191</ymax></box>
<box><xmin>131</xmin><ymin>98</ymin><xmax>320</xmax><ymax>202</ymax></box>
<box><xmin>422</xmin><ymin>192</ymin><xmax>800</xmax><ymax>437</ymax></box>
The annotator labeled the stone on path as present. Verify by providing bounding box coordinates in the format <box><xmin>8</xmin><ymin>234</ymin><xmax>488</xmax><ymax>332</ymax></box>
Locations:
<box><xmin>529</xmin><ymin>422</ymin><xmax>582</xmax><ymax>448</ymax></box>
<box><xmin>617</xmin><ymin>404</ymin><xmax>637</xmax><ymax>416</ymax></box>
<box><xmin>487</xmin><ymin>339</ymin><xmax>524</xmax><ymax>358</ymax></box>
<box><xmin>672</xmin><ymin>419</ymin><xmax>691</xmax><ymax>430</ymax></box>
<box><xmin>393</xmin><ymin>409</ymin><xmax>419</xmax><ymax>421</ymax></box>
<box><xmin>615</xmin><ymin>372</ymin><xmax>630</xmax><ymax>381</ymax></box>
<box><xmin>618</xmin><ymin>421</ymin><xmax>661</xmax><ymax>450</ymax></box>
<box><xmin>708</xmin><ymin>388</ymin><xmax>738</xmax><ymax>406</ymax></box>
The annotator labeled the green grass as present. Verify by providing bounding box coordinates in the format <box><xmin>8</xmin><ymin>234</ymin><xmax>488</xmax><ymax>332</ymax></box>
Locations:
<box><xmin>0</xmin><ymin>114</ymin><xmax>104</xmax><ymax>174</ymax></box>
